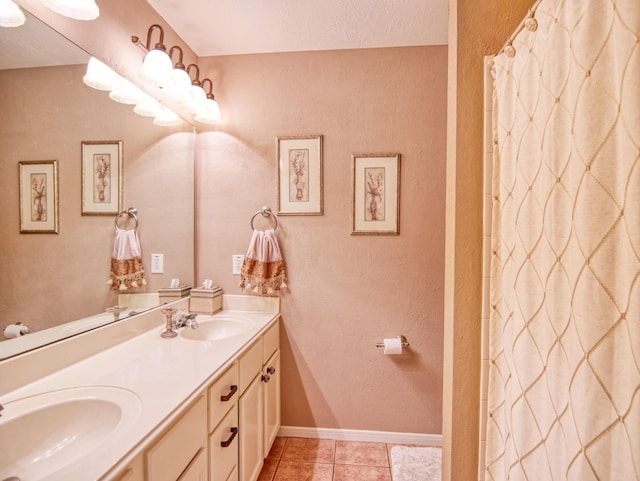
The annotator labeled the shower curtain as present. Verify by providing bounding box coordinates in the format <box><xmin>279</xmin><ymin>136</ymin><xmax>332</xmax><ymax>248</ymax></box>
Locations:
<box><xmin>487</xmin><ymin>1</ymin><xmax>639</xmax><ymax>480</ymax></box>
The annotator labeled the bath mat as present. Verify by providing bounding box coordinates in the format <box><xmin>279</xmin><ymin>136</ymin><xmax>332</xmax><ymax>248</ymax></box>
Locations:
<box><xmin>390</xmin><ymin>446</ymin><xmax>442</xmax><ymax>481</ymax></box>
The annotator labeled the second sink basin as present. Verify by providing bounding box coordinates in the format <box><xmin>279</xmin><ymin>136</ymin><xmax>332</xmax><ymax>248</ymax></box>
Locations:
<box><xmin>0</xmin><ymin>386</ymin><xmax>142</xmax><ymax>481</ymax></box>
<box><xmin>181</xmin><ymin>314</ymin><xmax>256</xmax><ymax>341</ymax></box>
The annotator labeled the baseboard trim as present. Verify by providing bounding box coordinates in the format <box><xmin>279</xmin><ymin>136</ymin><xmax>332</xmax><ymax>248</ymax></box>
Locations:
<box><xmin>278</xmin><ymin>426</ymin><xmax>442</xmax><ymax>446</ymax></box>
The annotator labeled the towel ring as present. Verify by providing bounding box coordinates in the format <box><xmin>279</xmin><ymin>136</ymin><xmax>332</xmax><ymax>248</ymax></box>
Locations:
<box><xmin>115</xmin><ymin>207</ymin><xmax>138</xmax><ymax>229</ymax></box>
<box><xmin>250</xmin><ymin>206</ymin><xmax>278</xmax><ymax>231</ymax></box>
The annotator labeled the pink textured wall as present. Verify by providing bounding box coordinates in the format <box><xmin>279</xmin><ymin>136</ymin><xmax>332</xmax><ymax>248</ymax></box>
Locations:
<box><xmin>0</xmin><ymin>65</ymin><xmax>193</xmax><ymax>332</ymax></box>
<box><xmin>196</xmin><ymin>46</ymin><xmax>447</xmax><ymax>433</ymax></box>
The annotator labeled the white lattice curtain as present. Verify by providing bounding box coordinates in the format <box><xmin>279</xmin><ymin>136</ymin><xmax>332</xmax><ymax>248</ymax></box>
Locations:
<box><xmin>487</xmin><ymin>0</ymin><xmax>640</xmax><ymax>480</ymax></box>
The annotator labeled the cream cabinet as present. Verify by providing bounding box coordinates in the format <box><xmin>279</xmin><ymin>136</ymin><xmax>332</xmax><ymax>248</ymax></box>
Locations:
<box><xmin>238</xmin><ymin>320</ymin><xmax>281</xmax><ymax>481</ymax></box>
<box><xmin>145</xmin><ymin>395</ymin><xmax>207</xmax><ymax>481</ymax></box>
<box><xmin>208</xmin><ymin>362</ymin><xmax>240</xmax><ymax>481</ymax></box>
<box><xmin>109</xmin><ymin>318</ymin><xmax>280</xmax><ymax>481</ymax></box>
<box><xmin>113</xmin><ymin>455</ymin><xmax>144</xmax><ymax>481</ymax></box>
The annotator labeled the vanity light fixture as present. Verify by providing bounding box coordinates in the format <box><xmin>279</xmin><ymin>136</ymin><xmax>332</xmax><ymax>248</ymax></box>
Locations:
<box><xmin>83</xmin><ymin>56</ymin><xmax>122</xmax><ymax>91</ymax></box>
<box><xmin>194</xmin><ymin>78</ymin><xmax>222</xmax><ymax>124</ymax></box>
<box><xmin>132</xmin><ymin>24</ymin><xmax>174</xmax><ymax>89</ymax></box>
<box><xmin>182</xmin><ymin>64</ymin><xmax>207</xmax><ymax>115</ymax></box>
<box><xmin>40</xmin><ymin>0</ymin><xmax>99</xmax><ymax>20</ymax></box>
<box><xmin>153</xmin><ymin>106</ymin><xmax>182</xmax><ymax>126</ymax></box>
<box><xmin>164</xmin><ymin>46</ymin><xmax>193</xmax><ymax>103</ymax></box>
<box><xmin>133</xmin><ymin>93</ymin><xmax>164</xmax><ymax>118</ymax></box>
<box><xmin>109</xmin><ymin>78</ymin><xmax>144</xmax><ymax>105</ymax></box>
<box><xmin>0</xmin><ymin>0</ymin><xmax>25</xmax><ymax>27</ymax></box>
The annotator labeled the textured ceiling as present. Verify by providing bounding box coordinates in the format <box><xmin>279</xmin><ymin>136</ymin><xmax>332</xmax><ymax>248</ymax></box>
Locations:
<box><xmin>146</xmin><ymin>0</ymin><xmax>449</xmax><ymax>57</ymax></box>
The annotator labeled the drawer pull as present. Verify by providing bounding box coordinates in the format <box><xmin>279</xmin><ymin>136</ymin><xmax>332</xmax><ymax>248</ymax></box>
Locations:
<box><xmin>266</xmin><ymin>366</ymin><xmax>276</xmax><ymax>375</ymax></box>
<box><xmin>221</xmin><ymin>427</ymin><xmax>238</xmax><ymax>448</ymax></box>
<box><xmin>220</xmin><ymin>385</ymin><xmax>238</xmax><ymax>402</ymax></box>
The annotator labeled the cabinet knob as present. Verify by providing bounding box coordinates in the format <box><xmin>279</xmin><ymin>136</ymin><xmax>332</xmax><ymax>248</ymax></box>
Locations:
<box><xmin>266</xmin><ymin>366</ymin><xmax>276</xmax><ymax>375</ymax></box>
<box><xmin>262</xmin><ymin>374</ymin><xmax>271</xmax><ymax>383</ymax></box>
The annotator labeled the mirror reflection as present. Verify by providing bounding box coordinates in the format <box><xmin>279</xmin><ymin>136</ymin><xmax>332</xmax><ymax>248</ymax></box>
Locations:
<box><xmin>0</xmin><ymin>10</ymin><xmax>195</xmax><ymax>359</ymax></box>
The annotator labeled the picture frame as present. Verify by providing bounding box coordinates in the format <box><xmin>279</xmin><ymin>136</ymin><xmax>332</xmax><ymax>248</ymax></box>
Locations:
<box><xmin>277</xmin><ymin>135</ymin><xmax>323</xmax><ymax>215</ymax></box>
<box><xmin>81</xmin><ymin>140</ymin><xmax>123</xmax><ymax>215</ymax></box>
<box><xmin>351</xmin><ymin>153</ymin><xmax>401</xmax><ymax>235</ymax></box>
<box><xmin>19</xmin><ymin>160</ymin><xmax>59</xmax><ymax>234</ymax></box>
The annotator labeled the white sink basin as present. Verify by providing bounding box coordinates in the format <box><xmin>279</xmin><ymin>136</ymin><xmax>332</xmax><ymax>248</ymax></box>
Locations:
<box><xmin>181</xmin><ymin>314</ymin><xmax>256</xmax><ymax>341</ymax></box>
<box><xmin>0</xmin><ymin>386</ymin><xmax>142</xmax><ymax>481</ymax></box>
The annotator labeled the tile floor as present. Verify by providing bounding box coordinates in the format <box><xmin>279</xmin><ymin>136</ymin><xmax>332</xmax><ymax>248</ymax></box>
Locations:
<box><xmin>257</xmin><ymin>437</ymin><xmax>400</xmax><ymax>481</ymax></box>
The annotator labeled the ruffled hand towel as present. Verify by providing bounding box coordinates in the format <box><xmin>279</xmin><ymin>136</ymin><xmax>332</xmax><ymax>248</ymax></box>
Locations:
<box><xmin>239</xmin><ymin>229</ymin><xmax>287</xmax><ymax>295</ymax></box>
<box><xmin>108</xmin><ymin>227</ymin><xmax>147</xmax><ymax>291</ymax></box>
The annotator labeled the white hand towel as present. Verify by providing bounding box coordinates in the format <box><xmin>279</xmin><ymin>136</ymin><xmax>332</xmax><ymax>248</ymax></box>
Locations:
<box><xmin>107</xmin><ymin>227</ymin><xmax>147</xmax><ymax>291</ymax></box>
<box><xmin>239</xmin><ymin>229</ymin><xmax>287</xmax><ymax>295</ymax></box>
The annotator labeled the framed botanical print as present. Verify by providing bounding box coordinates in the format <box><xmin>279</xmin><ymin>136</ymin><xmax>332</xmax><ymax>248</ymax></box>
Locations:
<box><xmin>351</xmin><ymin>153</ymin><xmax>401</xmax><ymax>235</ymax></box>
<box><xmin>19</xmin><ymin>160</ymin><xmax>59</xmax><ymax>234</ymax></box>
<box><xmin>81</xmin><ymin>140</ymin><xmax>123</xmax><ymax>215</ymax></box>
<box><xmin>277</xmin><ymin>135</ymin><xmax>323</xmax><ymax>215</ymax></box>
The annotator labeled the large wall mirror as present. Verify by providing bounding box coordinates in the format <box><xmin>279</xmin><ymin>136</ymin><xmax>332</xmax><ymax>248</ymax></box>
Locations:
<box><xmin>0</xmin><ymin>10</ymin><xmax>195</xmax><ymax>359</ymax></box>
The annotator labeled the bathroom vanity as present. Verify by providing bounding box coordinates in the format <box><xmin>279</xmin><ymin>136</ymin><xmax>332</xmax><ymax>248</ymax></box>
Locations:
<box><xmin>0</xmin><ymin>295</ymin><xmax>281</xmax><ymax>481</ymax></box>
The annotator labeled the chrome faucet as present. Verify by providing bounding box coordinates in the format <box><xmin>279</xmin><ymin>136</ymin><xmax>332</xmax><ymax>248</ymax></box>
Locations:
<box><xmin>174</xmin><ymin>312</ymin><xmax>198</xmax><ymax>329</ymax></box>
<box><xmin>160</xmin><ymin>308</ymin><xmax>198</xmax><ymax>338</ymax></box>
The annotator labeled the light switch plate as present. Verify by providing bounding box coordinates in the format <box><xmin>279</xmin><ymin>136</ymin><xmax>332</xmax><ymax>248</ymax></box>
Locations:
<box><xmin>151</xmin><ymin>253</ymin><xmax>164</xmax><ymax>274</ymax></box>
<box><xmin>232</xmin><ymin>255</ymin><xmax>244</xmax><ymax>275</ymax></box>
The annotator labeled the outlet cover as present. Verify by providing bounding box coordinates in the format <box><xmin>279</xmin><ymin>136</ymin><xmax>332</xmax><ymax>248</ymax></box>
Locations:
<box><xmin>232</xmin><ymin>255</ymin><xmax>244</xmax><ymax>275</ymax></box>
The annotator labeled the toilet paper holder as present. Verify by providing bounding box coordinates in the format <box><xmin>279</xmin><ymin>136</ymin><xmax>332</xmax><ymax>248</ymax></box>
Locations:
<box><xmin>375</xmin><ymin>335</ymin><xmax>409</xmax><ymax>348</ymax></box>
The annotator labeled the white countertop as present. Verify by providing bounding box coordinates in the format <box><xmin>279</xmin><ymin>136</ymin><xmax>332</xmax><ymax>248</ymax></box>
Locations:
<box><xmin>0</xmin><ymin>295</ymin><xmax>280</xmax><ymax>481</ymax></box>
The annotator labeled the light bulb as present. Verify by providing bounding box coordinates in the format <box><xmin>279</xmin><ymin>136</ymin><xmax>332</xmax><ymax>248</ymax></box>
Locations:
<box><xmin>139</xmin><ymin>49</ymin><xmax>174</xmax><ymax>89</ymax></box>
<box><xmin>83</xmin><ymin>57</ymin><xmax>122</xmax><ymax>91</ymax></box>
<box><xmin>40</xmin><ymin>0</ymin><xmax>99</xmax><ymax>20</ymax></box>
<box><xmin>0</xmin><ymin>0</ymin><xmax>25</xmax><ymax>27</ymax></box>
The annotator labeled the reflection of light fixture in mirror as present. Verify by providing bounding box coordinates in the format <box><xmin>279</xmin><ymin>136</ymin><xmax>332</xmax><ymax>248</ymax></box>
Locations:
<box><xmin>83</xmin><ymin>57</ymin><xmax>122</xmax><ymax>91</ymax></box>
<box><xmin>109</xmin><ymin>78</ymin><xmax>144</xmax><ymax>105</ymax></box>
<box><xmin>195</xmin><ymin>78</ymin><xmax>222</xmax><ymax>124</ymax></box>
<box><xmin>0</xmin><ymin>0</ymin><xmax>25</xmax><ymax>27</ymax></box>
<box><xmin>40</xmin><ymin>0</ymin><xmax>99</xmax><ymax>20</ymax></box>
<box><xmin>164</xmin><ymin>46</ymin><xmax>193</xmax><ymax>103</ymax></box>
<box><xmin>182</xmin><ymin>64</ymin><xmax>207</xmax><ymax>114</ymax></box>
<box><xmin>132</xmin><ymin>24</ymin><xmax>174</xmax><ymax>89</ymax></box>
<box><xmin>134</xmin><ymin>93</ymin><xmax>163</xmax><ymax>118</ymax></box>
<box><xmin>154</xmin><ymin>107</ymin><xmax>182</xmax><ymax>126</ymax></box>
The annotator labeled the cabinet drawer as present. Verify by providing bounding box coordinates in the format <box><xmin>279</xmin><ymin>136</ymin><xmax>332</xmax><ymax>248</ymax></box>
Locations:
<box><xmin>146</xmin><ymin>395</ymin><xmax>207</xmax><ymax>481</ymax></box>
<box><xmin>239</xmin><ymin>339</ymin><xmax>263</xmax><ymax>394</ymax></box>
<box><xmin>262</xmin><ymin>321</ymin><xmax>279</xmax><ymax>363</ymax></box>
<box><xmin>208</xmin><ymin>362</ymin><xmax>239</xmax><ymax>432</ymax></box>
<box><xmin>209</xmin><ymin>403</ymin><xmax>239</xmax><ymax>481</ymax></box>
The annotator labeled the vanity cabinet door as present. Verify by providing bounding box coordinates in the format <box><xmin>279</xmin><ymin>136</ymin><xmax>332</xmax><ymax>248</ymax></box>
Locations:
<box><xmin>262</xmin><ymin>349</ymin><xmax>280</xmax><ymax>454</ymax></box>
<box><xmin>177</xmin><ymin>447</ymin><xmax>207</xmax><ymax>481</ymax></box>
<box><xmin>238</xmin><ymin>373</ymin><xmax>264</xmax><ymax>481</ymax></box>
<box><xmin>146</xmin><ymin>395</ymin><xmax>207</xmax><ymax>481</ymax></box>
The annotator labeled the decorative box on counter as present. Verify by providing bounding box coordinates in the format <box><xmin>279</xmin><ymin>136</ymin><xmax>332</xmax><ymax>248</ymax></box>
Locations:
<box><xmin>158</xmin><ymin>285</ymin><xmax>192</xmax><ymax>303</ymax></box>
<box><xmin>189</xmin><ymin>286</ymin><xmax>223</xmax><ymax>314</ymax></box>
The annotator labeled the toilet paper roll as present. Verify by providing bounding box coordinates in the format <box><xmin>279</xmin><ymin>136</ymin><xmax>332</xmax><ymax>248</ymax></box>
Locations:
<box><xmin>3</xmin><ymin>323</ymin><xmax>30</xmax><ymax>339</ymax></box>
<box><xmin>383</xmin><ymin>337</ymin><xmax>403</xmax><ymax>355</ymax></box>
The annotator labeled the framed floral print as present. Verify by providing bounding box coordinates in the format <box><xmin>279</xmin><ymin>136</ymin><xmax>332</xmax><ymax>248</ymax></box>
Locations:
<box><xmin>277</xmin><ymin>135</ymin><xmax>323</xmax><ymax>215</ymax></box>
<box><xmin>81</xmin><ymin>140</ymin><xmax>123</xmax><ymax>215</ymax></box>
<box><xmin>351</xmin><ymin>153</ymin><xmax>401</xmax><ymax>235</ymax></box>
<box><xmin>19</xmin><ymin>160</ymin><xmax>59</xmax><ymax>234</ymax></box>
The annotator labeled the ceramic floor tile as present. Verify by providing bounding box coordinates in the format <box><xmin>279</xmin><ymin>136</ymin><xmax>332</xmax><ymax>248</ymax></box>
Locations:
<box><xmin>273</xmin><ymin>460</ymin><xmax>334</xmax><ymax>481</ymax></box>
<box><xmin>332</xmin><ymin>464</ymin><xmax>392</xmax><ymax>481</ymax></box>
<box><xmin>334</xmin><ymin>441</ymin><xmax>389</xmax><ymax>467</ymax></box>
<box><xmin>267</xmin><ymin>437</ymin><xmax>287</xmax><ymax>460</ymax></box>
<box><xmin>282</xmin><ymin>437</ymin><xmax>336</xmax><ymax>463</ymax></box>
<box><xmin>257</xmin><ymin>457</ymin><xmax>279</xmax><ymax>481</ymax></box>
